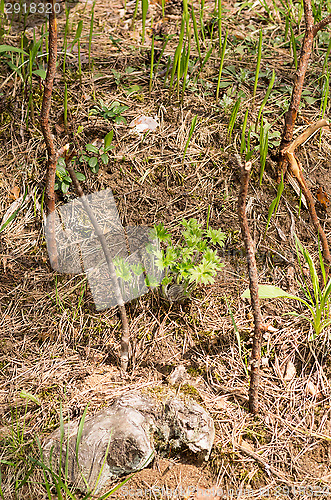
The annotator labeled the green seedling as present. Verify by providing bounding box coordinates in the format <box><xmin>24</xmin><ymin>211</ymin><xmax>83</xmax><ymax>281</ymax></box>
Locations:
<box><xmin>15</xmin><ymin>402</ymin><xmax>137</xmax><ymax>500</ymax></box>
<box><xmin>265</xmin><ymin>173</ymin><xmax>284</xmax><ymax>234</ymax></box>
<box><xmin>63</xmin><ymin>5</ymin><xmax>69</xmax><ymax>75</ymax></box>
<box><xmin>253</xmin><ymin>29</ymin><xmax>262</xmax><ymax>104</ymax></box>
<box><xmin>0</xmin><ymin>187</ymin><xmax>27</xmax><ymax>233</ymax></box>
<box><xmin>168</xmin><ymin>17</ymin><xmax>186</xmax><ymax>91</ymax></box>
<box><xmin>290</xmin><ymin>24</ymin><xmax>297</xmax><ymax>70</ymax></box>
<box><xmin>182</xmin><ymin>115</ymin><xmax>197</xmax><ymax>164</ymax></box>
<box><xmin>256</xmin><ymin>69</ymin><xmax>275</xmax><ymax>129</ymax></box>
<box><xmin>181</xmin><ymin>30</ymin><xmax>191</xmax><ymax>100</ymax></box>
<box><xmin>89</xmin><ymin>100</ymin><xmax>129</xmax><ymax>124</ymax></box>
<box><xmin>55</xmin><ymin>157</ymin><xmax>86</xmax><ymax>194</ymax></box>
<box><xmin>64</xmin><ymin>82</ymin><xmax>68</xmax><ymax>130</ymax></box>
<box><xmin>227</xmin><ymin>97</ymin><xmax>241</xmax><ymax>142</ymax></box>
<box><xmin>132</xmin><ymin>0</ymin><xmax>139</xmax><ymax>27</ymax></box>
<box><xmin>149</xmin><ymin>33</ymin><xmax>154</xmax><ymax>95</ymax></box>
<box><xmin>240</xmin><ymin>109</ymin><xmax>249</xmax><ymax>154</ymax></box>
<box><xmin>151</xmin><ymin>218</ymin><xmax>226</xmax><ymax>300</ymax></box>
<box><xmin>191</xmin><ymin>5</ymin><xmax>201</xmax><ymax>65</ymax></box>
<box><xmin>259</xmin><ymin>118</ymin><xmax>269</xmax><ymax>185</ymax></box>
<box><xmin>141</xmin><ymin>0</ymin><xmax>148</xmax><ymax>45</ymax></box>
<box><xmin>154</xmin><ymin>34</ymin><xmax>172</xmax><ymax>75</ymax></box>
<box><xmin>242</xmin><ymin>236</ymin><xmax>331</xmax><ymax>339</ymax></box>
<box><xmin>216</xmin><ymin>29</ymin><xmax>228</xmax><ymax>103</ymax></box>
<box><xmin>78</xmin><ymin>131</ymin><xmax>114</xmax><ymax>174</ymax></box>
<box><xmin>217</xmin><ymin>0</ymin><xmax>222</xmax><ymax>52</ymax></box>
<box><xmin>199</xmin><ymin>0</ymin><xmax>205</xmax><ymax>42</ymax></box>
<box><xmin>88</xmin><ymin>0</ymin><xmax>96</xmax><ymax>67</ymax></box>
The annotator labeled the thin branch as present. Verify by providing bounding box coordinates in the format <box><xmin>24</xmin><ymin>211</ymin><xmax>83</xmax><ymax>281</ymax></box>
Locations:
<box><xmin>279</xmin><ymin>0</ymin><xmax>314</xmax><ymax>159</ymax></box>
<box><xmin>40</xmin><ymin>0</ymin><xmax>58</xmax><ymax>269</ymax></box>
<box><xmin>283</xmin><ymin>120</ymin><xmax>331</xmax><ymax>275</ymax></box>
<box><xmin>237</xmin><ymin>158</ymin><xmax>265</xmax><ymax>414</ymax></box>
<box><xmin>278</xmin><ymin>1</ymin><xmax>331</xmax><ymax>174</ymax></box>
<box><xmin>65</xmin><ymin>159</ymin><xmax>130</xmax><ymax>372</ymax></box>
<box><xmin>313</xmin><ymin>14</ymin><xmax>331</xmax><ymax>35</ymax></box>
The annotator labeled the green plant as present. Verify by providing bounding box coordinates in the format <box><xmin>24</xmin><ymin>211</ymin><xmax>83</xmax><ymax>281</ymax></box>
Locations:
<box><xmin>149</xmin><ymin>32</ymin><xmax>154</xmax><ymax>95</ymax></box>
<box><xmin>256</xmin><ymin>69</ymin><xmax>275</xmax><ymax>129</ymax></box>
<box><xmin>242</xmin><ymin>236</ymin><xmax>331</xmax><ymax>339</ymax></box>
<box><xmin>77</xmin><ymin>131</ymin><xmax>114</xmax><ymax>174</ymax></box>
<box><xmin>216</xmin><ymin>29</ymin><xmax>228</xmax><ymax>103</ymax></box>
<box><xmin>9</xmin><ymin>402</ymin><xmax>139</xmax><ymax>499</ymax></box>
<box><xmin>152</xmin><ymin>218</ymin><xmax>226</xmax><ymax>299</ymax></box>
<box><xmin>141</xmin><ymin>0</ymin><xmax>148</xmax><ymax>45</ymax></box>
<box><xmin>253</xmin><ymin>29</ymin><xmax>262</xmax><ymax>103</ymax></box>
<box><xmin>182</xmin><ymin>115</ymin><xmax>198</xmax><ymax>164</ymax></box>
<box><xmin>55</xmin><ymin>158</ymin><xmax>85</xmax><ymax>194</ymax></box>
<box><xmin>227</xmin><ymin>97</ymin><xmax>241</xmax><ymax>142</ymax></box>
<box><xmin>265</xmin><ymin>172</ymin><xmax>284</xmax><ymax>234</ymax></box>
<box><xmin>88</xmin><ymin>0</ymin><xmax>96</xmax><ymax>67</ymax></box>
<box><xmin>0</xmin><ymin>187</ymin><xmax>27</xmax><ymax>232</ymax></box>
<box><xmin>290</xmin><ymin>24</ymin><xmax>298</xmax><ymax>70</ymax></box>
<box><xmin>89</xmin><ymin>100</ymin><xmax>129</xmax><ymax>124</ymax></box>
<box><xmin>240</xmin><ymin>109</ymin><xmax>249</xmax><ymax>154</ymax></box>
<box><xmin>259</xmin><ymin>118</ymin><xmax>269</xmax><ymax>185</ymax></box>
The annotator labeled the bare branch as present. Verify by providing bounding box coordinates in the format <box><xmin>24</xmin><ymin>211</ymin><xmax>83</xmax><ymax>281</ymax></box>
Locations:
<box><xmin>313</xmin><ymin>14</ymin><xmax>331</xmax><ymax>36</ymax></box>
<box><xmin>65</xmin><ymin>161</ymin><xmax>130</xmax><ymax>371</ymax></box>
<box><xmin>237</xmin><ymin>158</ymin><xmax>265</xmax><ymax>414</ymax></box>
<box><xmin>40</xmin><ymin>0</ymin><xmax>58</xmax><ymax>269</ymax></box>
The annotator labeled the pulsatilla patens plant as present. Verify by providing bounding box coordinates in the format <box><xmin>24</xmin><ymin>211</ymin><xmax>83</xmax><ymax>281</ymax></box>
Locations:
<box><xmin>150</xmin><ymin>218</ymin><xmax>226</xmax><ymax>300</ymax></box>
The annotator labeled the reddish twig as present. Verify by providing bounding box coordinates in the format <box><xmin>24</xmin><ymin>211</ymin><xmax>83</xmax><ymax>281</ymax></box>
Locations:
<box><xmin>65</xmin><ymin>156</ymin><xmax>130</xmax><ymax>371</ymax></box>
<box><xmin>283</xmin><ymin>120</ymin><xmax>331</xmax><ymax>276</ymax></box>
<box><xmin>237</xmin><ymin>158</ymin><xmax>266</xmax><ymax>414</ymax></box>
<box><xmin>40</xmin><ymin>1</ymin><xmax>58</xmax><ymax>268</ymax></box>
<box><xmin>279</xmin><ymin>0</ymin><xmax>331</xmax><ymax>175</ymax></box>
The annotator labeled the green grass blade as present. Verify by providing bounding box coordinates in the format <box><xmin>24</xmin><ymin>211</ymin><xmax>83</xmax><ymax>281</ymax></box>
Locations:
<box><xmin>216</xmin><ymin>29</ymin><xmax>228</xmax><ymax>103</ymax></box>
<box><xmin>0</xmin><ymin>187</ymin><xmax>28</xmax><ymax>233</ymax></box>
<box><xmin>253</xmin><ymin>29</ymin><xmax>262</xmax><ymax>103</ymax></box>
<box><xmin>256</xmin><ymin>69</ymin><xmax>275</xmax><ymax>129</ymax></box>
<box><xmin>240</xmin><ymin>108</ymin><xmax>248</xmax><ymax>154</ymax></box>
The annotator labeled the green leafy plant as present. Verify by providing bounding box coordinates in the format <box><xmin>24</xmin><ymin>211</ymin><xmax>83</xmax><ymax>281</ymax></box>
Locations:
<box><xmin>152</xmin><ymin>218</ymin><xmax>226</xmax><ymax>300</ymax></box>
<box><xmin>265</xmin><ymin>172</ymin><xmax>284</xmax><ymax>234</ymax></box>
<box><xmin>89</xmin><ymin>100</ymin><xmax>129</xmax><ymax>124</ymax></box>
<box><xmin>242</xmin><ymin>236</ymin><xmax>331</xmax><ymax>339</ymax></box>
<box><xmin>227</xmin><ymin>97</ymin><xmax>241</xmax><ymax>142</ymax></box>
<box><xmin>55</xmin><ymin>157</ymin><xmax>85</xmax><ymax>194</ymax></box>
<box><xmin>182</xmin><ymin>115</ymin><xmax>198</xmax><ymax>164</ymax></box>
<box><xmin>78</xmin><ymin>131</ymin><xmax>114</xmax><ymax>174</ymax></box>
<box><xmin>253</xmin><ymin>29</ymin><xmax>262</xmax><ymax>103</ymax></box>
<box><xmin>259</xmin><ymin>118</ymin><xmax>269</xmax><ymax>185</ymax></box>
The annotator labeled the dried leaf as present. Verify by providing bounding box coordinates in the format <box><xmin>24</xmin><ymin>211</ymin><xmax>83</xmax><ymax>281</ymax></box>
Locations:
<box><xmin>10</xmin><ymin>186</ymin><xmax>20</xmax><ymax>201</ymax></box>
<box><xmin>240</xmin><ymin>439</ymin><xmax>255</xmax><ymax>452</ymax></box>
<box><xmin>283</xmin><ymin>360</ymin><xmax>296</xmax><ymax>381</ymax></box>
<box><xmin>305</xmin><ymin>380</ymin><xmax>318</xmax><ymax>397</ymax></box>
<box><xmin>129</xmin><ymin>115</ymin><xmax>159</xmax><ymax>132</ymax></box>
<box><xmin>212</xmin><ymin>396</ymin><xmax>227</xmax><ymax>410</ymax></box>
<box><xmin>316</xmin><ymin>186</ymin><xmax>330</xmax><ymax>210</ymax></box>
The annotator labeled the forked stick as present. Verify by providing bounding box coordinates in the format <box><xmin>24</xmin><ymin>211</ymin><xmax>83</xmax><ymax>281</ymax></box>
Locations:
<box><xmin>283</xmin><ymin>120</ymin><xmax>331</xmax><ymax>276</ymax></box>
<box><xmin>278</xmin><ymin>0</ymin><xmax>331</xmax><ymax>177</ymax></box>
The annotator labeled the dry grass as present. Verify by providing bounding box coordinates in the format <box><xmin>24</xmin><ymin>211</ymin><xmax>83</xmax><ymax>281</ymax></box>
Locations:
<box><xmin>1</xmin><ymin>0</ymin><xmax>331</xmax><ymax>498</ymax></box>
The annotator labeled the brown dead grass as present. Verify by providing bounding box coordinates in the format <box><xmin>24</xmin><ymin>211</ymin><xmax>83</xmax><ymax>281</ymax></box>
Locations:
<box><xmin>1</xmin><ymin>0</ymin><xmax>331</xmax><ymax>498</ymax></box>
